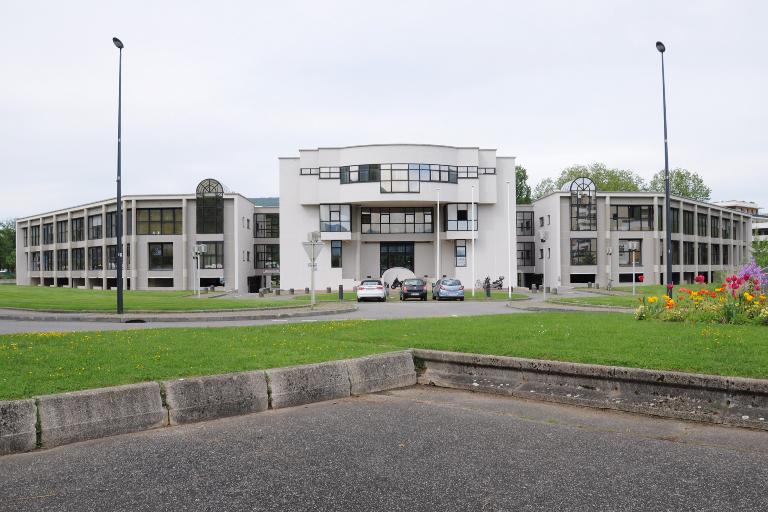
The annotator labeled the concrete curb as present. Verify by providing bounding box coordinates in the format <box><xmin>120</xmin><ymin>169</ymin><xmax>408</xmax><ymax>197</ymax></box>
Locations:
<box><xmin>0</xmin><ymin>304</ymin><xmax>358</xmax><ymax>323</ymax></box>
<box><xmin>162</xmin><ymin>371</ymin><xmax>269</xmax><ymax>425</ymax></box>
<box><xmin>267</xmin><ymin>360</ymin><xmax>351</xmax><ymax>409</ymax></box>
<box><xmin>0</xmin><ymin>399</ymin><xmax>37</xmax><ymax>455</ymax></box>
<box><xmin>412</xmin><ymin>349</ymin><xmax>768</xmax><ymax>431</ymax></box>
<box><xmin>37</xmin><ymin>382</ymin><xmax>167</xmax><ymax>448</ymax></box>
<box><xmin>347</xmin><ymin>351</ymin><xmax>417</xmax><ymax>395</ymax></box>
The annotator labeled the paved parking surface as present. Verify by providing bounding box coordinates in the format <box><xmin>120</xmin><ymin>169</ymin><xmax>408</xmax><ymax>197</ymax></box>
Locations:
<box><xmin>1</xmin><ymin>386</ymin><xmax>766</xmax><ymax>511</ymax></box>
<box><xmin>0</xmin><ymin>299</ymin><xmax>526</xmax><ymax>334</ymax></box>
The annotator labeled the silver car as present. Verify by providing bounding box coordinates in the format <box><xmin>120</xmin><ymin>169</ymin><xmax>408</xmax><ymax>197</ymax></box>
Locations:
<box><xmin>432</xmin><ymin>278</ymin><xmax>465</xmax><ymax>301</ymax></box>
<box><xmin>356</xmin><ymin>279</ymin><xmax>387</xmax><ymax>302</ymax></box>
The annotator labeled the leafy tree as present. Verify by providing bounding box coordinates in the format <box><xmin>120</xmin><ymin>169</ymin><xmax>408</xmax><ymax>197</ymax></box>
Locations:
<box><xmin>515</xmin><ymin>166</ymin><xmax>532</xmax><ymax>204</ymax></box>
<box><xmin>753</xmin><ymin>241</ymin><xmax>768</xmax><ymax>269</ymax></box>
<box><xmin>0</xmin><ymin>219</ymin><xmax>16</xmax><ymax>273</ymax></box>
<box><xmin>648</xmin><ymin>168</ymin><xmax>711</xmax><ymax>201</ymax></box>
<box><xmin>532</xmin><ymin>163</ymin><xmax>645</xmax><ymax>199</ymax></box>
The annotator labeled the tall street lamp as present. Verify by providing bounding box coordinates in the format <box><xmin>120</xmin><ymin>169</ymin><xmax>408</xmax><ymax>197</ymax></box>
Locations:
<box><xmin>656</xmin><ymin>41</ymin><xmax>673</xmax><ymax>294</ymax></box>
<box><xmin>113</xmin><ymin>37</ymin><xmax>124</xmax><ymax>314</ymax></box>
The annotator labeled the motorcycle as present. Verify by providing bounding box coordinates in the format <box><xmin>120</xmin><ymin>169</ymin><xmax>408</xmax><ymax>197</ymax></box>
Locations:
<box><xmin>491</xmin><ymin>276</ymin><xmax>504</xmax><ymax>290</ymax></box>
<box><xmin>390</xmin><ymin>277</ymin><xmax>402</xmax><ymax>289</ymax></box>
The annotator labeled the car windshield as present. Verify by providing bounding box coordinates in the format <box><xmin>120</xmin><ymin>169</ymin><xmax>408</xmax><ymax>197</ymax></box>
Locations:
<box><xmin>361</xmin><ymin>280</ymin><xmax>381</xmax><ymax>285</ymax></box>
<box><xmin>443</xmin><ymin>279</ymin><xmax>461</xmax><ymax>286</ymax></box>
<box><xmin>403</xmin><ymin>279</ymin><xmax>423</xmax><ymax>286</ymax></box>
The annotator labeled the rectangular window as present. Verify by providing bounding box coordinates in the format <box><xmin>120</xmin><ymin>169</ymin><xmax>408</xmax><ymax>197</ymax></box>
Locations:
<box><xmin>42</xmin><ymin>223</ymin><xmax>54</xmax><ymax>245</ymax></box>
<box><xmin>671</xmin><ymin>208</ymin><xmax>680</xmax><ymax>233</ymax></box>
<box><xmin>331</xmin><ymin>241</ymin><xmax>342</xmax><ymax>268</ymax></box>
<box><xmin>455</xmin><ymin>240</ymin><xmax>467</xmax><ymax>267</ymax></box>
<box><xmin>618</xmin><ymin>239</ymin><xmax>642</xmax><ymax>266</ymax></box>
<box><xmin>255</xmin><ymin>244</ymin><xmax>280</xmax><ymax>269</ymax></box>
<box><xmin>697</xmin><ymin>214</ymin><xmax>708</xmax><ymax>237</ymax></box>
<box><xmin>698</xmin><ymin>243</ymin><xmax>709</xmax><ymax>265</ymax></box>
<box><xmin>137</xmin><ymin>208</ymin><xmax>182</xmax><ymax>235</ymax></box>
<box><xmin>319</xmin><ymin>204</ymin><xmax>351</xmax><ymax>232</ymax></box>
<box><xmin>570</xmin><ymin>238</ymin><xmax>597</xmax><ymax>266</ymax></box>
<box><xmin>711</xmin><ymin>244</ymin><xmax>720</xmax><ymax>265</ymax></box>
<box><xmin>43</xmin><ymin>250</ymin><xmax>53</xmax><ymax>271</ymax></box>
<box><xmin>56</xmin><ymin>220</ymin><xmax>68</xmax><ymax>243</ymax></box>
<box><xmin>126</xmin><ymin>243</ymin><xmax>131</xmax><ymax>270</ymax></box>
<box><xmin>539</xmin><ymin>217</ymin><xmax>544</xmax><ymax>227</ymax></box>
<box><xmin>722</xmin><ymin>244</ymin><xmax>729</xmax><ymax>265</ymax></box>
<box><xmin>722</xmin><ymin>218</ymin><xmax>731</xmax><ymax>239</ymax></box>
<box><xmin>88</xmin><ymin>246</ymin><xmax>103</xmax><ymax>270</ymax></box>
<box><xmin>683</xmin><ymin>211</ymin><xmax>694</xmax><ymax>235</ymax></box>
<box><xmin>126</xmin><ymin>209</ymin><xmax>133</xmax><ymax>236</ymax></box>
<box><xmin>30</xmin><ymin>225</ymin><xmax>40</xmax><ymax>246</ymax></box>
<box><xmin>88</xmin><ymin>214</ymin><xmax>103</xmax><ymax>240</ymax></box>
<box><xmin>733</xmin><ymin>220</ymin><xmax>740</xmax><ymax>240</ymax></box>
<box><xmin>446</xmin><ymin>204</ymin><xmax>477</xmax><ymax>231</ymax></box>
<box><xmin>107</xmin><ymin>245</ymin><xmax>117</xmax><ymax>270</ymax></box>
<box><xmin>199</xmin><ymin>241</ymin><xmax>224</xmax><ymax>269</ymax></box>
<box><xmin>31</xmin><ymin>252</ymin><xmax>40</xmax><ymax>270</ymax></box>
<box><xmin>72</xmin><ymin>248</ymin><xmax>85</xmax><ymax>270</ymax></box>
<box><xmin>610</xmin><ymin>205</ymin><xmax>654</xmax><ymax>231</ymax></box>
<box><xmin>71</xmin><ymin>218</ymin><xmax>84</xmax><ymax>242</ymax></box>
<box><xmin>710</xmin><ymin>217</ymin><xmax>720</xmax><ymax>238</ymax></box>
<box><xmin>56</xmin><ymin>249</ymin><xmax>68</xmax><ymax>271</ymax></box>
<box><xmin>148</xmin><ymin>242</ymin><xmax>174</xmax><ymax>270</ymax></box>
<box><xmin>23</xmin><ymin>227</ymin><xmax>28</xmax><ymax>247</ymax></box>
<box><xmin>672</xmin><ymin>241</ymin><xmax>680</xmax><ymax>265</ymax></box>
<box><xmin>516</xmin><ymin>212</ymin><xmax>533</xmax><ymax>236</ymax></box>
<box><xmin>517</xmin><ymin>242</ymin><xmax>535</xmax><ymax>267</ymax></box>
<box><xmin>106</xmin><ymin>211</ymin><xmax>117</xmax><ymax>238</ymax></box>
<box><xmin>360</xmin><ymin>207</ymin><xmax>433</xmax><ymax>234</ymax></box>
<box><xmin>254</xmin><ymin>213</ymin><xmax>280</xmax><ymax>238</ymax></box>
<box><xmin>683</xmin><ymin>242</ymin><xmax>695</xmax><ymax>265</ymax></box>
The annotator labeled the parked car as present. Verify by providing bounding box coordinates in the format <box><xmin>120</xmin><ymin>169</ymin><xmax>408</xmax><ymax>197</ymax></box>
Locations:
<box><xmin>432</xmin><ymin>278</ymin><xmax>465</xmax><ymax>301</ymax></box>
<box><xmin>356</xmin><ymin>279</ymin><xmax>387</xmax><ymax>302</ymax></box>
<box><xmin>399</xmin><ymin>278</ymin><xmax>427</xmax><ymax>301</ymax></box>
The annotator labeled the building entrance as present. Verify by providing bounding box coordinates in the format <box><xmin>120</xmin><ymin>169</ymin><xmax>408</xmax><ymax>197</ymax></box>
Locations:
<box><xmin>380</xmin><ymin>242</ymin><xmax>414</xmax><ymax>276</ymax></box>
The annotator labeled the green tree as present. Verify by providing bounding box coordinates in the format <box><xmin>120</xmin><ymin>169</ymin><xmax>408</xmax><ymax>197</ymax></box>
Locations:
<box><xmin>515</xmin><ymin>166</ymin><xmax>532</xmax><ymax>204</ymax></box>
<box><xmin>0</xmin><ymin>219</ymin><xmax>16</xmax><ymax>273</ymax></box>
<box><xmin>648</xmin><ymin>168</ymin><xmax>711</xmax><ymax>201</ymax></box>
<box><xmin>532</xmin><ymin>163</ymin><xmax>645</xmax><ymax>199</ymax></box>
<box><xmin>753</xmin><ymin>240</ymin><xmax>768</xmax><ymax>269</ymax></box>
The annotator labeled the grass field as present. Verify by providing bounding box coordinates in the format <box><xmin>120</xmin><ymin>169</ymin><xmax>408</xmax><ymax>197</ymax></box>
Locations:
<box><xmin>552</xmin><ymin>284</ymin><xmax>714</xmax><ymax>308</ymax></box>
<box><xmin>2</xmin><ymin>312</ymin><xmax>767</xmax><ymax>400</ymax></box>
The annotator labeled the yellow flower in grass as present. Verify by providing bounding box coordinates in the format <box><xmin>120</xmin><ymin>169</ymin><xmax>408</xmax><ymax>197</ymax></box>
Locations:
<box><xmin>744</xmin><ymin>292</ymin><xmax>754</xmax><ymax>302</ymax></box>
<box><xmin>647</xmin><ymin>296</ymin><xmax>659</xmax><ymax>303</ymax></box>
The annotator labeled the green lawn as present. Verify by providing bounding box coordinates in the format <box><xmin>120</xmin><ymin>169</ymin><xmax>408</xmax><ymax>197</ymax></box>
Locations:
<box><xmin>0</xmin><ymin>286</ymin><xmax>299</xmax><ymax>312</ymax></box>
<box><xmin>2</xmin><ymin>312</ymin><xmax>767</xmax><ymax>400</ymax></box>
<box><xmin>554</xmin><ymin>284</ymin><xmax>713</xmax><ymax>308</ymax></box>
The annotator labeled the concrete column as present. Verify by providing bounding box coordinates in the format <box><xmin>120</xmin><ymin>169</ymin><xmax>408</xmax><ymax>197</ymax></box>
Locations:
<box><xmin>182</xmin><ymin>198</ymin><xmax>188</xmax><ymax>290</ymax></box>
<box><xmin>131</xmin><ymin>199</ymin><xmax>137</xmax><ymax>288</ymax></box>
<box><xmin>67</xmin><ymin>211</ymin><xmax>72</xmax><ymax>286</ymax></box>
<box><xmin>102</xmin><ymin>204</ymin><xmax>107</xmax><ymax>289</ymax></box>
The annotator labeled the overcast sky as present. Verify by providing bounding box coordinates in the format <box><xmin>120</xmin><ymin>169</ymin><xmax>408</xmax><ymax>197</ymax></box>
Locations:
<box><xmin>1</xmin><ymin>1</ymin><xmax>766</xmax><ymax>219</ymax></box>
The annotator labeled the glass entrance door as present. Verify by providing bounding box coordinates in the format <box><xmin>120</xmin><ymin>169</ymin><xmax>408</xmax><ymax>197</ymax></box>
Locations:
<box><xmin>380</xmin><ymin>242</ymin><xmax>415</xmax><ymax>276</ymax></box>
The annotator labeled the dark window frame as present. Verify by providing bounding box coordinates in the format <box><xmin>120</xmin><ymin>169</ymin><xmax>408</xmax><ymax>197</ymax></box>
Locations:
<box><xmin>255</xmin><ymin>244</ymin><xmax>280</xmax><ymax>269</ymax></box>
<box><xmin>56</xmin><ymin>220</ymin><xmax>68</xmax><ymax>243</ymax></box>
<box><xmin>148</xmin><ymin>242</ymin><xmax>174</xmax><ymax>270</ymax></box>
<box><xmin>136</xmin><ymin>208</ymin><xmax>183</xmax><ymax>235</ymax></box>
<box><xmin>516</xmin><ymin>212</ymin><xmax>534</xmax><ymax>236</ymax></box>
<box><xmin>254</xmin><ymin>213</ymin><xmax>280</xmax><ymax>238</ymax></box>
<box><xmin>320</xmin><ymin>204</ymin><xmax>351</xmax><ymax>232</ymax></box>
<box><xmin>331</xmin><ymin>240</ymin><xmax>342</xmax><ymax>268</ymax></box>
<box><xmin>517</xmin><ymin>242</ymin><xmax>535</xmax><ymax>267</ymax></box>
<box><xmin>618</xmin><ymin>239</ymin><xmax>642</xmax><ymax>266</ymax></box>
<box><xmin>455</xmin><ymin>240</ymin><xmax>467</xmax><ymax>267</ymax></box>
<box><xmin>360</xmin><ymin>207</ymin><xmax>433</xmax><ymax>234</ymax></box>
<box><xmin>42</xmin><ymin>223</ymin><xmax>54</xmax><ymax>245</ymax></box>
<box><xmin>71</xmin><ymin>217</ymin><xmax>84</xmax><ymax>242</ymax></box>
<box><xmin>88</xmin><ymin>214</ymin><xmax>103</xmax><ymax>240</ymax></box>
<box><xmin>200</xmin><ymin>241</ymin><xmax>224</xmax><ymax>269</ymax></box>
<box><xmin>88</xmin><ymin>246</ymin><xmax>103</xmax><ymax>270</ymax></box>
<box><xmin>610</xmin><ymin>205</ymin><xmax>654</xmax><ymax>231</ymax></box>
<box><xmin>56</xmin><ymin>249</ymin><xmax>68</xmax><ymax>271</ymax></box>
<box><xmin>570</xmin><ymin>238</ymin><xmax>597</xmax><ymax>266</ymax></box>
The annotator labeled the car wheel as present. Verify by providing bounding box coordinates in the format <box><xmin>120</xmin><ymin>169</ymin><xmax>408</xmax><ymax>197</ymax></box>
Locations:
<box><xmin>460</xmin><ymin>297</ymin><xmax>465</xmax><ymax>301</ymax></box>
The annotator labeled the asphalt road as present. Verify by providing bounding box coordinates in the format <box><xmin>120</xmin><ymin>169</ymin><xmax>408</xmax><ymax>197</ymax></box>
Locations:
<box><xmin>2</xmin><ymin>387</ymin><xmax>766</xmax><ymax>511</ymax></box>
<box><xmin>0</xmin><ymin>299</ymin><xmax>525</xmax><ymax>334</ymax></box>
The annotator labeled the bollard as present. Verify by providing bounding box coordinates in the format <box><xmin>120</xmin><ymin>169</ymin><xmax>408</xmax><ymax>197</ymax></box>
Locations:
<box><xmin>532</xmin><ymin>284</ymin><xmax>538</xmax><ymax>292</ymax></box>
<box><xmin>338</xmin><ymin>284</ymin><xmax>344</xmax><ymax>301</ymax></box>
<box><xmin>552</xmin><ymin>288</ymin><xmax>558</xmax><ymax>295</ymax></box>
<box><xmin>305</xmin><ymin>287</ymin><xmax>310</xmax><ymax>294</ymax></box>
<box><xmin>258</xmin><ymin>290</ymin><xmax>264</xmax><ymax>298</ymax></box>
<box><xmin>595</xmin><ymin>283</ymin><xmax>600</xmax><ymax>289</ymax></box>
<box><xmin>485</xmin><ymin>285</ymin><xmax>491</xmax><ymax>298</ymax></box>
<box><xmin>326</xmin><ymin>286</ymin><xmax>331</xmax><ymax>294</ymax></box>
<box><xmin>588</xmin><ymin>282</ymin><xmax>593</xmax><ymax>289</ymax></box>
<box><xmin>275</xmin><ymin>289</ymin><xmax>281</xmax><ymax>296</ymax></box>
<box><xmin>545</xmin><ymin>286</ymin><xmax>551</xmax><ymax>294</ymax></box>
<box><xmin>289</xmin><ymin>288</ymin><xmax>294</xmax><ymax>295</ymax></box>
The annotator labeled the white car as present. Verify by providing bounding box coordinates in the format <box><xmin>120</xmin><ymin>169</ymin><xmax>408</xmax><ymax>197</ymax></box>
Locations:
<box><xmin>356</xmin><ymin>279</ymin><xmax>387</xmax><ymax>302</ymax></box>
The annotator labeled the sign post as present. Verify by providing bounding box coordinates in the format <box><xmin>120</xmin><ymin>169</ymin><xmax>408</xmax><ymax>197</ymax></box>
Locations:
<box><xmin>193</xmin><ymin>244</ymin><xmax>207</xmax><ymax>297</ymax></box>
<box><xmin>302</xmin><ymin>232</ymin><xmax>324</xmax><ymax>308</ymax></box>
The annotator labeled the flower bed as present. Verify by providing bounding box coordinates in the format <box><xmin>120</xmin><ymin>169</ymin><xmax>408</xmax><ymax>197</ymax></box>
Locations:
<box><xmin>636</xmin><ymin>261</ymin><xmax>768</xmax><ymax>325</ymax></box>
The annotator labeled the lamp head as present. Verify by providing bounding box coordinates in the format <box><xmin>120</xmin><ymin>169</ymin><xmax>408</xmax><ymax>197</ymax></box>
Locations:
<box><xmin>655</xmin><ymin>41</ymin><xmax>665</xmax><ymax>53</ymax></box>
<box><xmin>113</xmin><ymin>37</ymin><xmax>124</xmax><ymax>49</ymax></box>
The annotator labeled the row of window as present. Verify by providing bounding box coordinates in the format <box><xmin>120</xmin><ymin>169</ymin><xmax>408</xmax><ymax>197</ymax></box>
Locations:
<box><xmin>320</xmin><ymin>204</ymin><xmax>479</xmax><ymax>233</ymax></box>
<box><xmin>301</xmin><ymin>163</ymin><xmax>496</xmax><ymax>181</ymax></box>
<box><xmin>661</xmin><ymin>241</ymin><xmax>734</xmax><ymax>266</ymax></box>
<box><xmin>29</xmin><ymin>246</ymin><xmax>131</xmax><ymax>272</ymax></box>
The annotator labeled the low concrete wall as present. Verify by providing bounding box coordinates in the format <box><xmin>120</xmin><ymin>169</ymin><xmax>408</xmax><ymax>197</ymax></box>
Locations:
<box><xmin>38</xmin><ymin>382</ymin><xmax>167</xmax><ymax>448</ymax></box>
<box><xmin>347</xmin><ymin>351</ymin><xmax>417</xmax><ymax>395</ymax></box>
<box><xmin>267</xmin><ymin>361</ymin><xmax>351</xmax><ymax>409</ymax></box>
<box><xmin>413</xmin><ymin>349</ymin><xmax>768</xmax><ymax>431</ymax></box>
<box><xmin>163</xmin><ymin>371</ymin><xmax>268</xmax><ymax>425</ymax></box>
<box><xmin>0</xmin><ymin>399</ymin><xmax>37</xmax><ymax>455</ymax></box>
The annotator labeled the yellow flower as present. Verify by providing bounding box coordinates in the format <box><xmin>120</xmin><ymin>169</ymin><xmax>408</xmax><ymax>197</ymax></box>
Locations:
<box><xmin>647</xmin><ymin>296</ymin><xmax>659</xmax><ymax>303</ymax></box>
<box><xmin>744</xmin><ymin>292</ymin><xmax>754</xmax><ymax>302</ymax></box>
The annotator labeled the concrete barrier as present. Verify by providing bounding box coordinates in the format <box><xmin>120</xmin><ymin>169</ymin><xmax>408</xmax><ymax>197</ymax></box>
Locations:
<box><xmin>162</xmin><ymin>371</ymin><xmax>268</xmax><ymax>425</ymax></box>
<box><xmin>0</xmin><ymin>399</ymin><xmax>37</xmax><ymax>455</ymax></box>
<box><xmin>413</xmin><ymin>349</ymin><xmax>768</xmax><ymax>431</ymax></box>
<box><xmin>346</xmin><ymin>351</ymin><xmax>417</xmax><ymax>395</ymax></box>
<box><xmin>37</xmin><ymin>382</ymin><xmax>167</xmax><ymax>448</ymax></box>
<box><xmin>267</xmin><ymin>361</ymin><xmax>350</xmax><ymax>409</ymax></box>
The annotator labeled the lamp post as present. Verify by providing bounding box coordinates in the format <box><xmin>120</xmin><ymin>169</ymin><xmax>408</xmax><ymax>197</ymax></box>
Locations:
<box><xmin>657</xmin><ymin>40</ymin><xmax>673</xmax><ymax>295</ymax></box>
<box><xmin>506</xmin><ymin>180</ymin><xmax>512</xmax><ymax>300</ymax></box>
<box><xmin>113</xmin><ymin>37</ymin><xmax>124</xmax><ymax>315</ymax></box>
<box><xmin>436</xmin><ymin>188</ymin><xmax>441</xmax><ymax>282</ymax></box>
<box><xmin>471</xmin><ymin>185</ymin><xmax>476</xmax><ymax>297</ymax></box>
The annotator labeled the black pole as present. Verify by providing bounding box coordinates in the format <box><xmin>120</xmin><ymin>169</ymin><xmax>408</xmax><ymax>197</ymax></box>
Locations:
<box><xmin>114</xmin><ymin>37</ymin><xmax>124</xmax><ymax>314</ymax></box>
<box><xmin>657</xmin><ymin>41</ymin><xmax>673</xmax><ymax>295</ymax></box>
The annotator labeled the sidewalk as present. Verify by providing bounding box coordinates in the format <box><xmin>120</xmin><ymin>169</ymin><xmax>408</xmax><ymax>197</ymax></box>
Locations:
<box><xmin>0</xmin><ymin>302</ymin><xmax>358</xmax><ymax>323</ymax></box>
